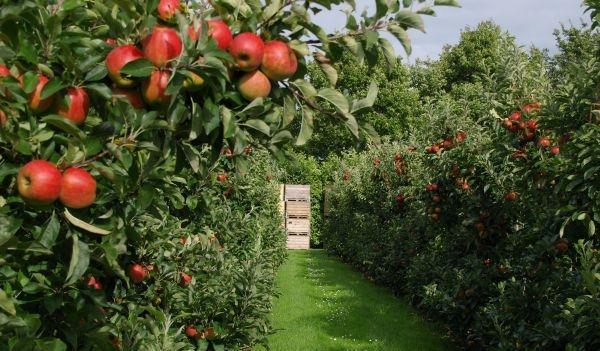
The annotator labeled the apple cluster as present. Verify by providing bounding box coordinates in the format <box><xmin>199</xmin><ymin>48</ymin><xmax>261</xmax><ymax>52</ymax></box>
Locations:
<box><xmin>104</xmin><ymin>0</ymin><xmax>299</xmax><ymax>107</ymax></box>
<box><xmin>425</xmin><ymin>131</ymin><xmax>467</xmax><ymax>154</ymax></box>
<box><xmin>17</xmin><ymin>160</ymin><xmax>96</xmax><ymax>208</ymax></box>
<box><xmin>0</xmin><ymin>65</ymin><xmax>90</xmax><ymax>125</ymax></box>
<box><xmin>501</xmin><ymin>102</ymin><xmax>562</xmax><ymax>156</ymax></box>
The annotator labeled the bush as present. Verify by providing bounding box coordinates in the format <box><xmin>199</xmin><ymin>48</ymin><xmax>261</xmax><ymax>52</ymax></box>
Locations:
<box><xmin>322</xmin><ymin>23</ymin><xmax>600</xmax><ymax>350</ymax></box>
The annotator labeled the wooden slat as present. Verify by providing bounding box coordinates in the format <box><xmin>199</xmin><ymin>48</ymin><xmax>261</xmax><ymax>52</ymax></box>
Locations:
<box><xmin>285</xmin><ymin>202</ymin><xmax>311</xmax><ymax>218</ymax></box>
<box><xmin>287</xmin><ymin>235</ymin><xmax>310</xmax><ymax>249</ymax></box>
<box><xmin>285</xmin><ymin>184</ymin><xmax>310</xmax><ymax>201</ymax></box>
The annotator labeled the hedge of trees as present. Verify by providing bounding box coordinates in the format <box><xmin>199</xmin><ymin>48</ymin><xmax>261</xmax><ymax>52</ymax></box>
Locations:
<box><xmin>320</xmin><ymin>12</ymin><xmax>600</xmax><ymax>351</ymax></box>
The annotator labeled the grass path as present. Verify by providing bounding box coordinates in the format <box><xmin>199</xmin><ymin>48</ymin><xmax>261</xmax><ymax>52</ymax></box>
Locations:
<box><xmin>263</xmin><ymin>250</ymin><xmax>453</xmax><ymax>351</ymax></box>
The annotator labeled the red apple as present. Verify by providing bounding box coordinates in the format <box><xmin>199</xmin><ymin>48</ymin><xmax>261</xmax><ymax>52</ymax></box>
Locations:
<box><xmin>550</xmin><ymin>146</ymin><xmax>560</xmax><ymax>155</ymax></box>
<box><xmin>112</xmin><ymin>87</ymin><xmax>144</xmax><ymax>109</ymax></box>
<box><xmin>523</xmin><ymin>102</ymin><xmax>541</xmax><ymax>114</ymax></box>
<box><xmin>59</xmin><ymin>167</ymin><xmax>96</xmax><ymax>208</ymax></box>
<box><xmin>207</xmin><ymin>19</ymin><xmax>233</xmax><ymax>50</ymax></box>
<box><xmin>142</xmin><ymin>26</ymin><xmax>183</xmax><ymax>68</ymax></box>
<box><xmin>23</xmin><ymin>74</ymin><xmax>54</xmax><ymax>114</ymax></box>
<box><xmin>179</xmin><ymin>272</ymin><xmax>192</xmax><ymax>287</ymax></box>
<box><xmin>86</xmin><ymin>276</ymin><xmax>103</xmax><ymax>290</ymax></box>
<box><xmin>237</xmin><ymin>70</ymin><xmax>271</xmax><ymax>101</ymax></box>
<box><xmin>216</xmin><ymin>172</ymin><xmax>228</xmax><ymax>183</ymax></box>
<box><xmin>538</xmin><ymin>137</ymin><xmax>551</xmax><ymax>148</ymax></box>
<box><xmin>185</xmin><ymin>326</ymin><xmax>199</xmax><ymax>339</ymax></box>
<box><xmin>0</xmin><ymin>65</ymin><xmax>9</xmax><ymax>77</ymax></box>
<box><xmin>104</xmin><ymin>38</ymin><xmax>117</xmax><ymax>46</ymax></box>
<box><xmin>229</xmin><ymin>32</ymin><xmax>264</xmax><ymax>71</ymax></box>
<box><xmin>261</xmin><ymin>40</ymin><xmax>298</xmax><ymax>81</ymax></box>
<box><xmin>504</xmin><ymin>191</ymin><xmax>518</xmax><ymax>201</ymax></box>
<box><xmin>509</xmin><ymin>111</ymin><xmax>521</xmax><ymax>121</ymax></box>
<box><xmin>17</xmin><ymin>160</ymin><xmax>62</xmax><ymax>205</ymax></box>
<box><xmin>106</xmin><ymin>45</ymin><xmax>144</xmax><ymax>87</ymax></box>
<box><xmin>128</xmin><ymin>264</ymin><xmax>148</xmax><ymax>283</ymax></box>
<box><xmin>142</xmin><ymin>70</ymin><xmax>171</xmax><ymax>105</ymax></box>
<box><xmin>0</xmin><ymin>109</ymin><xmax>7</xmax><ymax>127</ymax></box>
<box><xmin>526</xmin><ymin>119</ymin><xmax>538</xmax><ymax>130</ymax></box>
<box><xmin>455</xmin><ymin>131</ymin><xmax>467</xmax><ymax>143</ymax></box>
<box><xmin>57</xmin><ymin>87</ymin><xmax>89</xmax><ymax>125</ymax></box>
<box><xmin>157</xmin><ymin>0</ymin><xmax>181</xmax><ymax>21</ymax></box>
<box><xmin>190</xmin><ymin>20</ymin><xmax>233</xmax><ymax>49</ymax></box>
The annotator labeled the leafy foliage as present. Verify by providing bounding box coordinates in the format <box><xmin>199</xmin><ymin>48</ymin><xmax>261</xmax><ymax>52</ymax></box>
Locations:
<box><xmin>0</xmin><ymin>0</ymin><xmax>460</xmax><ymax>349</ymax></box>
<box><xmin>322</xmin><ymin>21</ymin><xmax>600</xmax><ymax>351</ymax></box>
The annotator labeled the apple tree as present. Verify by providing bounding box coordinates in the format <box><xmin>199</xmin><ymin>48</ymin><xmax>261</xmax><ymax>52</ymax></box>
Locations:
<box><xmin>0</xmin><ymin>0</ymin><xmax>459</xmax><ymax>349</ymax></box>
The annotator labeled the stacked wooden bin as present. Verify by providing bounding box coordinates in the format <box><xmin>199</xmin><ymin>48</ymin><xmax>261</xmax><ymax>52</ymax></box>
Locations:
<box><xmin>282</xmin><ymin>185</ymin><xmax>311</xmax><ymax>249</ymax></box>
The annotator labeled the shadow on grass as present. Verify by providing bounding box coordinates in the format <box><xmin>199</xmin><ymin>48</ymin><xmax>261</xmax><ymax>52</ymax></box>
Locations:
<box><xmin>268</xmin><ymin>250</ymin><xmax>453</xmax><ymax>351</ymax></box>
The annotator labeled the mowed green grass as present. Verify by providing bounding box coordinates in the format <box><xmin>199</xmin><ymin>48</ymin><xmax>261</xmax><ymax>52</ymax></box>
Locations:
<box><xmin>262</xmin><ymin>250</ymin><xmax>454</xmax><ymax>351</ymax></box>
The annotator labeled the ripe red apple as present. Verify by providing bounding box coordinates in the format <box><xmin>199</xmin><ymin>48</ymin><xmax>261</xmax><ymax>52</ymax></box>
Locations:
<box><xmin>0</xmin><ymin>64</ymin><xmax>9</xmax><ymax>77</ymax></box>
<box><xmin>550</xmin><ymin>146</ymin><xmax>560</xmax><ymax>155</ymax></box>
<box><xmin>261</xmin><ymin>40</ymin><xmax>298</xmax><ymax>81</ymax></box>
<box><xmin>142</xmin><ymin>26</ymin><xmax>183</xmax><ymax>68</ymax></box>
<box><xmin>104</xmin><ymin>38</ymin><xmax>117</xmax><ymax>46</ymax></box>
<box><xmin>179</xmin><ymin>272</ymin><xmax>192</xmax><ymax>287</ymax></box>
<box><xmin>112</xmin><ymin>87</ymin><xmax>144</xmax><ymax>109</ymax></box>
<box><xmin>538</xmin><ymin>137</ymin><xmax>551</xmax><ymax>148</ymax></box>
<box><xmin>216</xmin><ymin>172</ymin><xmax>228</xmax><ymax>183</ymax></box>
<box><xmin>455</xmin><ymin>131</ymin><xmax>467</xmax><ymax>143</ymax></box>
<box><xmin>142</xmin><ymin>70</ymin><xmax>171</xmax><ymax>105</ymax></box>
<box><xmin>229</xmin><ymin>32</ymin><xmax>265</xmax><ymax>71</ymax></box>
<box><xmin>395</xmin><ymin>194</ymin><xmax>404</xmax><ymax>204</ymax></box>
<box><xmin>425</xmin><ymin>183</ymin><xmax>439</xmax><ymax>192</ymax></box>
<box><xmin>426</xmin><ymin>145</ymin><xmax>440</xmax><ymax>154</ymax></box>
<box><xmin>190</xmin><ymin>20</ymin><xmax>233</xmax><ymax>49</ymax></box>
<box><xmin>17</xmin><ymin>160</ymin><xmax>62</xmax><ymax>205</ymax></box>
<box><xmin>526</xmin><ymin>119</ymin><xmax>538</xmax><ymax>130</ymax></box>
<box><xmin>23</xmin><ymin>74</ymin><xmax>54</xmax><ymax>114</ymax></box>
<box><xmin>523</xmin><ymin>102</ymin><xmax>541</xmax><ymax>114</ymax></box>
<box><xmin>237</xmin><ymin>70</ymin><xmax>271</xmax><ymax>101</ymax></box>
<box><xmin>57</xmin><ymin>87</ymin><xmax>89</xmax><ymax>125</ymax></box>
<box><xmin>86</xmin><ymin>276</ymin><xmax>103</xmax><ymax>290</ymax></box>
<box><xmin>59</xmin><ymin>167</ymin><xmax>96</xmax><ymax>209</ymax></box>
<box><xmin>185</xmin><ymin>326</ymin><xmax>199</xmax><ymax>339</ymax></box>
<box><xmin>520</xmin><ymin>129</ymin><xmax>535</xmax><ymax>142</ymax></box>
<box><xmin>128</xmin><ymin>264</ymin><xmax>148</xmax><ymax>283</ymax></box>
<box><xmin>106</xmin><ymin>45</ymin><xmax>144</xmax><ymax>87</ymax></box>
<box><xmin>157</xmin><ymin>0</ymin><xmax>181</xmax><ymax>21</ymax></box>
<box><xmin>509</xmin><ymin>111</ymin><xmax>521</xmax><ymax>122</ymax></box>
<box><xmin>504</xmin><ymin>191</ymin><xmax>518</xmax><ymax>201</ymax></box>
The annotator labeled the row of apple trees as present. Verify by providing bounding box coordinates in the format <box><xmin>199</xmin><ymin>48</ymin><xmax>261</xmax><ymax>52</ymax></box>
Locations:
<box><xmin>0</xmin><ymin>0</ymin><xmax>461</xmax><ymax>350</ymax></box>
<box><xmin>322</xmin><ymin>4</ymin><xmax>599</xmax><ymax>351</ymax></box>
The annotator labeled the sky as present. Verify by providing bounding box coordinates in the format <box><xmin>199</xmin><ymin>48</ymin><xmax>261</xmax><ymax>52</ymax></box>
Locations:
<box><xmin>314</xmin><ymin>0</ymin><xmax>588</xmax><ymax>62</ymax></box>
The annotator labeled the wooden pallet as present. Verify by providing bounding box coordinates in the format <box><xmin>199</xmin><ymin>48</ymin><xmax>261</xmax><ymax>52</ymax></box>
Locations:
<box><xmin>285</xmin><ymin>185</ymin><xmax>310</xmax><ymax>202</ymax></box>
<box><xmin>285</xmin><ymin>201</ymin><xmax>311</xmax><ymax>218</ymax></box>
<box><xmin>286</xmin><ymin>234</ymin><xmax>310</xmax><ymax>250</ymax></box>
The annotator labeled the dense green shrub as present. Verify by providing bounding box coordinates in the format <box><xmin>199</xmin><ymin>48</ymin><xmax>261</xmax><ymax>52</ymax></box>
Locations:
<box><xmin>323</xmin><ymin>23</ymin><xmax>600</xmax><ymax>350</ymax></box>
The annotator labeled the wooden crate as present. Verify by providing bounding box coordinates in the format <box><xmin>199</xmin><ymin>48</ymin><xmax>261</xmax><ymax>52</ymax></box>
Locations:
<box><xmin>286</xmin><ymin>218</ymin><xmax>310</xmax><ymax>233</ymax></box>
<box><xmin>283</xmin><ymin>184</ymin><xmax>311</xmax><ymax>249</ymax></box>
<box><xmin>285</xmin><ymin>185</ymin><xmax>310</xmax><ymax>201</ymax></box>
<box><xmin>285</xmin><ymin>201</ymin><xmax>311</xmax><ymax>218</ymax></box>
<box><xmin>287</xmin><ymin>234</ymin><xmax>310</xmax><ymax>250</ymax></box>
